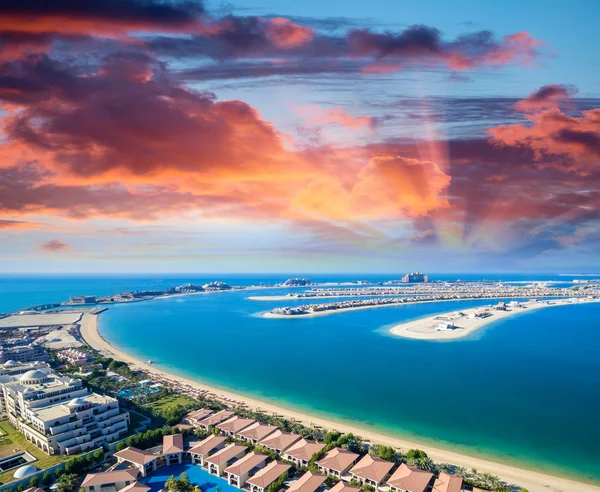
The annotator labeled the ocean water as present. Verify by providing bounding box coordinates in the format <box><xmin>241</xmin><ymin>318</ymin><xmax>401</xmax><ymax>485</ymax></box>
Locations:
<box><xmin>2</xmin><ymin>274</ymin><xmax>600</xmax><ymax>484</ymax></box>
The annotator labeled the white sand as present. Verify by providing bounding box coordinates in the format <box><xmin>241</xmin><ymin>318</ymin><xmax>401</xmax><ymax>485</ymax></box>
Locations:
<box><xmin>389</xmin><ymin>298</ymin><xmax>600</xmax><ymax>340</ymax></box>
<box><xmin>79</xmin><ymin>313</ymin><xmax>600</xmax><ymax>492</ymax></box>
<box><xmin>0</xmin><ymin>311</ymin><xmax>83</xmax><ymax>328</ymax></box>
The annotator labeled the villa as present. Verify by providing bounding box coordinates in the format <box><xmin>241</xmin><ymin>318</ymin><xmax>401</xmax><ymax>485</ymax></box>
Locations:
<box><xmin>188</xmin><ymin>434</ymin><xmax>227</xmax><ymax>466</ymax></box>
<box><xmin>286</xmin><ymin>471</ymin><xmax>326</xmax><ymax>492</ymax></box>
<box><xmin>282</xmin><ymin>439</ymin><xmax>325</xmax><ymax>468</ymax></box>
<box><xmin>224</xmin><ymin>451</ymin><xmax>268</xmax><ymax>488</ymax></box>
<box><xmin>205</xmin><ymin>443</ymin><xmax>247</xmax><ymax>476</ymax></box>
<box><xmin>114</xmin><ymin>447</ymin><xmax>159</xmax><ymax>477</ymax></box>
<box><xmin>328</xmin><ymin>482</ymin><xmax>360</xmax><ymax>492</ymax></box>
<box><xmin>184</xmin><ymin>408</ymin><xmax>214</xmax><ymax>426</ymax></box>
<box><xmin>348</xmin><ymin>454</ymin><xmax>394</xmax><ymax>488</ymax></box>
<box><xmin>197</xmin><ymin>410</ymin><xmax>234</xmax><ymax>431</ymax></box>
<box><xmin>237</xmin><ymin>422</ymin><xmax>278</xmax><ymax>444</ymax></box>
<box><xmin>81</xmin><ymin>468</ymin><xmax>140</xmax><ymax>492</ymax></box>
<box><xmin>315</xmin><ymin>448</ymin><xmax>359</xmax><ymax>478</ymax></box>
<box><xmin>162</xmin><ymin>434</ymin><xmax>184</xmax><ymax>465</ymax></box>
<box><xmin>216</xmin><ymin>416</ymin><xmax>256</xmax><ymax>436</ymax></box>
<box><xmin>432</xmin><ymin>472</ymin><xmax>463</xmax><ymax>492</ymax></box>
<box><xmin>385</xmin><ymin>464</ymin><xmax>434</xmax><ymax>492</ymax></box>
<box><xmin>259</xmin><ymin>430</ymin><xmax>301</xmax><ymax>455</ymax></box>
<box><xmin>246</xmin><ymin>461</ymin><xmax>291</xmax><ymax>492</ymax></box>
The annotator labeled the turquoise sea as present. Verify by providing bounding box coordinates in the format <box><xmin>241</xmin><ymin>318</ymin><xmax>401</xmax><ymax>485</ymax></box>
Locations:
<box><xmin>1</xmin><ymin>274</ymin><xmax>599</xmax><ymax>484</ymax></box>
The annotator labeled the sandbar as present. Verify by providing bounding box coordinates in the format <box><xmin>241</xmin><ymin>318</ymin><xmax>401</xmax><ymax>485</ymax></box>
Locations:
<box><xmin>79</xmin><ymin>312</ymin><xmax>600</xmax><ymax>492</ymax></box>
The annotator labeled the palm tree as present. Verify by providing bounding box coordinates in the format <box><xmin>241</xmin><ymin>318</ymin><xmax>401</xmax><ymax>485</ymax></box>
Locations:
<box><xmin>470</xmin><ymin>467</ymin><xmax>478</xmax><ymax>477</ymax></box>
<box><xmin>415</xmin><ymin>456</ymin><xmax>435</xmax><ymax>472</ymax></box>
<box><xmin>56</xmin><ymin>473</ymin><xmax>78</xmax><ymax>492</ymax></box>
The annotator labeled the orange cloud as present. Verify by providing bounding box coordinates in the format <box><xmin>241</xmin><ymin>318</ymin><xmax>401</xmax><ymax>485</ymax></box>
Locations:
<box><xmin>298</xmin><ymin>106</ymin><xmax>377</xmax><ymax>130</ymax></box>
<box><xmin>263</xmin><ymin>18</ymin><xmax>315</xmax><ymax>48</ymax></box>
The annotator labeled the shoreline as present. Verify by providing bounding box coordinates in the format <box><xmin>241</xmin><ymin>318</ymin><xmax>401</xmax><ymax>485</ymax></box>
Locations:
<box><xmin>388</xmin><ymin>298</ymin><xmax>600</xmax><ymax>340</ymax></box>
<box><xmin>80</xmin><ymin>313</ymin><xmax>600</xmax><ymax>492</ymax></box>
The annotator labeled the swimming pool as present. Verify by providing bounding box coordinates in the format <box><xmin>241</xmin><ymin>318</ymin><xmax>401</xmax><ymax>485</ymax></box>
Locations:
<box><xmin>141</xmin><ymin>463</ymin><xmax>239</xmax><ymax>492</ymax></box>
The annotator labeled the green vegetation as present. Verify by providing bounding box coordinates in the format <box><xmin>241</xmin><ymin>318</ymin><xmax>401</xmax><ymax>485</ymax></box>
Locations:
<box><xmin>165</xmin><ymin>472</ymin><xmax>201</xmax><ymax>492</ymax></box>
<box><xmin>369</xmin><ymin>444</ymin><xmax>400</xmax><ymax>462</ymax></box>
<box><xmin>265</xmin><ymin>472</ymin><xmax>288</xmax><ymax>492</ymax></box>
<box><xmin>116</xmin><ymin>426</ymin><xmax>184</xmax><ymax>452</ymax></box>
<box><xmin>56</xmin><ymin>473</ymin><xmax>79</xmax><ymax>492</ymax></box>
<box><xmin>140</xmin><ymin>395</ymin><xmax>198</xmax><ymax>426</ymax></box>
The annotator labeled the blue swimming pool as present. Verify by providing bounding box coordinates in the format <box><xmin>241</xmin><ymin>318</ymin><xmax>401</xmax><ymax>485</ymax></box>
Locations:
<box><xmin>141</xmin><ymin>463</ymin><xmax>239</xmax><ymax>492</ymax></box>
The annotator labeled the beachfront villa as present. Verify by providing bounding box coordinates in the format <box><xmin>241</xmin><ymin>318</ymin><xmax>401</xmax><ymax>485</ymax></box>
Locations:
<box><xmin>114</xmin><ymin>447</ymin><xmax>159</xmax><ymax>476</ymax></box>
<box><xmin>81</xmin><ymin>468</ymin><xmax>140</xmax><ymax>492</ymax></box>
<box><xmin>188</xmin><ymin>434</ymin><xmax>227</xmax><ymax>466</ymax></box>
<box><xmin>282</xmin><ymin>439</ymin><xmax>326</xmax><ymax>468</ymax></box>
<box><xmin>196</xmin><ymin>410</ymin><xmax>234</xmax><ymax>431</ymax></box>
<box><xmin>184</xmin><ymin>408</ymin><xmax>214</xmax><ymax>426</ymax></box>
<box><xmin>217</xmin><ymin>416</ymin><xmax>256</xmax><ymax>436</ymax></box>
<box><xmin>328</xmin><ymin>482</ymin><xmax>359</xmax><ymax>492</ymax></box>
<box><xmin>224</xmin><ymin>451</ymin><xmax>268</xmax><ymax>488</ymax></box>
<box><xmin>432</xmin><ymin>472</ymin><xmax>463</xmax><ymax>492</ymax></box>
<box><xmin>385</xmin><ymin>463</ymin><xmax>434</xmax><ymax>492</ymax></box>
<box><xmin>205</xmin><ymin>443</ymin><xmax>247</xmax><ymax>476</ymax></box>
<box><xmin>348</xmin><ymin>454</ymin><xmax>394</xmax><ymax>489</ymax></box>
<box><xmin>286</xmin><ymin>471</ymin><xmax>326</xmax><ymax>492</ymax></box>
<box><xmin>0</xmin><ymin>369</ymin><xmax>129</xmax><ymax>455</ymax></box>
<box><xmin>237</xmin><ymin>421</ymin><xmax>279</xmax><ymax>444</ymax></box>
<box><xmin>246</xmin><ymin>461</ymin><xmax>291</xmax><ymax>492</ymax></box>
<box><xmin>162</xmin><ymin>433</ymin><xmax>185</xmax><ymax>465</ymax></box>
<box><xmin>315</xmin><ymin>448</ymin><xmax>359</xmax><ymax>478</ymax></box>
<box><xmin>259</xmin><ymin>430</ymin><xmax>302</xmax><ymax>455</ymax></box>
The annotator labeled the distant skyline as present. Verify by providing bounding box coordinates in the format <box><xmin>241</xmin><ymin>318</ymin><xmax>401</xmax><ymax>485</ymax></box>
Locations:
<box><xmin>0</xmin><ymin>0</ymin><xmax>599</xmax><ymax>273</ymax></box>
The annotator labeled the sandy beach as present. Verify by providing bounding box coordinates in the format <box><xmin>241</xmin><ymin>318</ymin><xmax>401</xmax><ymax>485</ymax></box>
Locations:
<box><xmin>79</xmin><ymin>313</ymin><xmax>600</xmax><ymax>492</ymax></box>
<box><xmin>388</xmin><ymin>298</ymin><xmax>600</xmax><ymax>340</ymax></box>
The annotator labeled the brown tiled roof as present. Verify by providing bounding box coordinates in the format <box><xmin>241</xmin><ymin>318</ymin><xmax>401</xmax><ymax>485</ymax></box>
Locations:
<box><xmin>217</xmin><ymin>416</ymin><xmax>256</xmax><ymax>434</ymax></box>
<box><xmin>120</xmin><ymin>482</ymin><xmax>151</xmax><ymax>492</ymax></box>
<box><xmin>189</xmin><ymin>434</ymin><xmax>227</xmax><ymax>455</ymax></box>
<box><xmin>163</xmin><ymin>434</ymin><xmax>184</xmax><ymax>454</ymax></box>
<box><xmin>433</xmin><ymin>472</ymin><xmax>463</xmax><ymax>492</ymax></box>
<box><xmin>224</xmin><ymin>452</ymin><xmax>267</xmax><ymax>476</ymax></box>
<box><xmin>284</xmin><ymin>439</ymin><xmax>325</xmax><ymax>461</ymax></box>
<box><xmin>247</xmin><ymin>461</ymin><xmax>291</xmax><ymax>489</ymax></box>
<box><xmin>237</xmin><ymin>422</ymin><xmax>278</xmax><ymax>442</ymax></box>
<box><xmin>198</xmin><ymin>409</ymin><xmax>234</xmax><ymax>426</ymax></box>
<box><xmin>205</xmin><ymin>443</ymin><xmax>247</xmax><ymax>466</ymax></box>
<box><xmin>315</xmin><ymin>448</ymin><xmax>359</xmax><ymax>472</ymax></box>
<box><xmin>115</xmin><ymin>447</ymin><xmax>158</xmax><ymax>466</ymax></box>
<box><xmin>349</xmin><ymin>454</ymin><xmax>394</xmax><ymax>482</ymax></box>
<box><xmin>82</xmin><ymin>468</ymin><xmax>138</xmax><ymax>487</ymax></box>
<box><xmin>386</xmin><ymin>464</ymin><xmax>433</xmax><ymax>492</ymax></box>
<box><xmin>187</xmin><ymin>408</ymin><xmax>214</xmax><ymax>421</ymax></box>
<box><xmin>259</xmin><ymin>430</ymin><xmax>301</xmax><ymax>451</ymax></box>
<box><xmin>328</xmin><ymin>482</ymin><xmax>359</xmax><ymax>492</ymax></box>
<box><xmin>286</xmin><ymin>471</ymin><xmax>326</xmax><ymax>492</ymax></box>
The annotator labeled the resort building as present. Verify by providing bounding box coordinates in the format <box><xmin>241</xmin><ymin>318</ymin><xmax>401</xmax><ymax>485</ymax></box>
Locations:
<box><xmin>114</xmin><ymin>447</ymin><xmax>159</xmax><ymax>477</ymax></box>
<box><xmin>205</xmin><ymin>443</ymin><xmax>247</xmax><ymax>476</ymax></box>
<box><xmin>286</xmin><ymin>471</ymin><xmax>326</xmax><ymax>492</ymax></box>
<box><xmin>258</xmin><ymin>430</ymin><xmax>301</xmax><ymax>455</ymax></box>
<box><xmin>432</xmin><ymin>472</ymin><xmax>463</xmax><ymax>492</ymax></box>
<box><xmin>197</xmin><ymin>410</ymin><xmax>234</xmax><ymax>431</ymax></box>
<box><xmin>188</xmin><ymin>434</ymin><xmax>227</xmax><ymax>466</ymax></box>
<box><xmin>315</xmin><ymin>448</ymin><xmax>359</xmax><ymax>478</ymax></box>
<box><xmin>0</xmin><ymin>361</ymin><xmax>51</xmax><ymax>382</ymax></box>
<box><xmin>349</xmin><ymin>454</ymin><xmax>394</xmax><ymax>488</ymax></box>
<box><xmin>0</xmin><ymin>369</ymin><xmax>129</xmax><ymax>455</ymax></box>
<box><xmin>224</xmin><ymin>451</ymin><xmax>268</xmax><ymax>488</ymax></box>
<box><xmin>282</xmin><ymin>439</ymin><xmax>325</xmax><ymax>468</ymax></box>
<box><xmin>0</xmin><ymin>344</ymin><xmax>48</xmax><ymax>364</ymax></box>
<box><xmin>246</xmin><ymin>461</ymin><xmax>291</xmax><ymax>492</ymax></box>
<box><xmin>328</xmin><ymin>483</ymin><xmax>359</xmax><ymax>492</ymax></box>
<box><xmin>81</xmin><ymin>468</ymin><xmax>140</xmax><ymax>492</ymax></box>
<box><xmin>385</xmin><ymin>464</ymin><xmax>434</xmax><ymax>492</ymax></box>
<box><xmin>216</xmin><ymin>416</ymin><xmax>256</xmax><ymax>436</ymax></box>
<box><xmin>162</xmin><ymin>434</ymin><xmax>184</xmax><ymax>465</ymax></box>
<box><xmin>184</xmin><ymin>408</ymin><xmax>214</xmax><ymax>426</ymax></box>
<box><xmin>56</xmin><ymin>349</ymin><xmax>94</xmax><ymax>367</ymax></box>
<box><xmin>236</xmin><ymin>422</ymin><xmax>278</xmax><ymax>444</ymax></box>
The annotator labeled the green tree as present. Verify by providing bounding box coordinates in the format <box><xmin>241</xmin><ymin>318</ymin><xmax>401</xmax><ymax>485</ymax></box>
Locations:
<box><xmin>415</xmin><ymin>456</ymin><xmax>434</xmax><ymax>472</ymax></box>
<box><xmin>42</xmin><ymin>471</ymin><xmax>53</xmax><ymax>486</ymax></box>
<box><xmin>405</xmin><ymin>449</ymin><xmax>428</xmax><ymax>466</ymax></box>
<box><xmin>93</xmin><ymin>449</ymin><xmax>105</xmax><ymax>462</ymax></box>
<box><xmin>57</xmin><ymin>473</ymin><xmax>79</xmax><ymax>492</ymax></box>
<box><xmin>28</xmin><ymin>476</ymin><xmax>40</xmax><ymax>488</ymax></box>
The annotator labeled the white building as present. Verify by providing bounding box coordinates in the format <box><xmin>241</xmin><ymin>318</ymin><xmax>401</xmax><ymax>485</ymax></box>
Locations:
<box><xmin>57</xmin><ymin>349</ymin><xmax>94</xmax><ymax>367</ymax></box>
<box><xmin>0</xmin><ymin>369</ymin><xmax>129</xmax><ymax>455</ymax></box>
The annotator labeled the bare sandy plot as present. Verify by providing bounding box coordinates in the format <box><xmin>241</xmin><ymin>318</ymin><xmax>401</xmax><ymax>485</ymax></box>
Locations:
<box><xmin>0</xmin><ymin>312</ymin><xmax>83</xmax><ymax>328</ymax></box>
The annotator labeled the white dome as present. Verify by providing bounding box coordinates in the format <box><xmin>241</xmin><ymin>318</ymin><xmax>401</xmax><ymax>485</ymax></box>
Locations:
<box><xmin>3</xmin><ymin>360</ymin><xmax>18</xmax><ymax>366</ymax></box>
<box><xmin>13</xmin><ymin>465</ymin><xmax>37</xmax><ymax>479</ymax></box>
<box><xmin>67</xmin><ymin>397</ymin><xmax>86</xmax><ymax>407</ymax></box>
<box><xmin>19</xmin><ymin>370</ymin><xmax>46</xmax><ymax>381</ymax></box>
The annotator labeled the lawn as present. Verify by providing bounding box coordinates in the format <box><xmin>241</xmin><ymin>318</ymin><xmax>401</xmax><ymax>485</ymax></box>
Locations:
<box><xmin>141</xmin><ymin>395</ymin><xmax>197</xmax><ymax>413</ymax></box>
<box><xmin>0</xmin><ymin>420</ymin><xmax>71</xmax><ymax>485</ymax></box>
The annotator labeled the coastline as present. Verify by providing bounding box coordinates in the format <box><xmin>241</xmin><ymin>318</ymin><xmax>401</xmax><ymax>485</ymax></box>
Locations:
<box><xmin>80</xmin><ymin>313</ymin><xmax>600</xmax><ymax>492</ymax></box>
<box><xmin>388</xmin><ymin>298</ymin><xmax>600</xmax><ymax>340</ymax></box>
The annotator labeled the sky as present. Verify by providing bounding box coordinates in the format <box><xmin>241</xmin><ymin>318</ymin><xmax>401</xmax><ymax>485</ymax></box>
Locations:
<box><xmin>0</xmin><ymin>0</ymin><xmax>599</xmax><ymax>274</ymax></box>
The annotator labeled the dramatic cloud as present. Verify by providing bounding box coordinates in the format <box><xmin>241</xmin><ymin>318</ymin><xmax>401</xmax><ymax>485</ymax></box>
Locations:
<box><xmin>38</xmin><ymin>238</ymin><xmax>69</xmax><ymax>252</ymax></box>
<box><xmin>514</xmin><ymin>84</ymin><xmax>578</xmax><ymax>112</ymax></box>
<box><xmin>298</xmin><ymin>106</ymin><xmax>378</xmax><ymax>129</ymax></box>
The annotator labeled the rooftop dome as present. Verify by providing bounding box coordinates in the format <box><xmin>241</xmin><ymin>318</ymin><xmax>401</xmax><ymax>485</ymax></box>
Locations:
<box><xmin>67</xmin><ymin>397</ymin><xmax>86</xmax><ymax>407</ymax></box>
<box><xmin>19</xmin><ymin>370</ymin><xmax>46</xmax><ymax>381</ymax></box>
<box><xmin>3</xmin><ymin>360</ymin><xmax>18</xmax><ymax>366</ymax></box>
<box><xmin>13</xmin><ymin>465</ymin><xmax>37</xmax><ymax>479</ymax></box>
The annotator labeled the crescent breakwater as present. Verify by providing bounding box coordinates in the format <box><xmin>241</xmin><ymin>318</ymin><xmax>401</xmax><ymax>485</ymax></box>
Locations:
<box><xmin>263</xmin><ymin>283</ymin><xmax>600</xmax><ymax>317</ymax></box>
